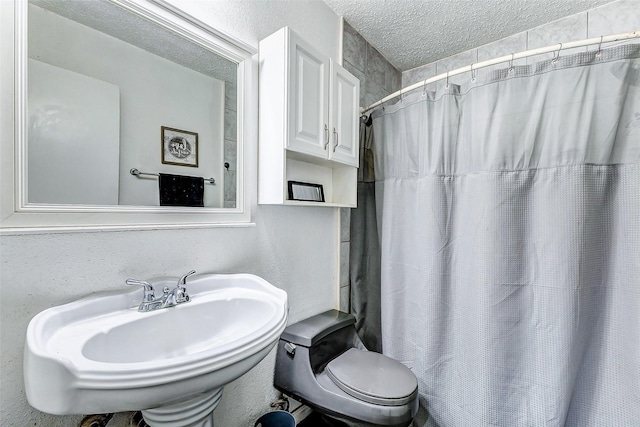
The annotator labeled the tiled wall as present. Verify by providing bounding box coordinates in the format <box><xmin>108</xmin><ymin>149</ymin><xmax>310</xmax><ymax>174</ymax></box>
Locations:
<box><xmin>339</xmin><ymin>20</ymin><xmax>402</xmax><ymax>313</ymax></box>
<box><xmin>403</xmin><ymin>0</ymin><xmax>640</xmax><ymax>91</ymax></box>
<box><xmin>343</xmin><ymin>21</ymin><xmax>402</xmax><ymax>109</ymax></box>
<box><xmin>223</xmin><ymin>81</ymin><xmax>237</xmax><ymax>208</ymax></box>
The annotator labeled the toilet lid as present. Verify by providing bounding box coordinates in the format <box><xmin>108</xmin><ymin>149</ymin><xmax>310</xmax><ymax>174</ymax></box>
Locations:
<box><xmin>325</xmin><ymin>348</ymin><xmax>417</xmax><ymax>406</ymax></box>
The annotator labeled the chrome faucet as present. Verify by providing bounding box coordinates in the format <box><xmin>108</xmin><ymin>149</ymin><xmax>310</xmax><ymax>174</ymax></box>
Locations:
<box><xmin>160</xmin><ymin>270</ymin><xmax>195</xmax><ymax>308</ymax></box>
<box><xmin>126</xmin><ymin>270</ymin><xmax>196</xmax><ymax>312</ymax></box>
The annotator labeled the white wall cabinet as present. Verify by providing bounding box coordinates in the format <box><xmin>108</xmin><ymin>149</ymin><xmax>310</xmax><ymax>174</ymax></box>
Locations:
<box><xmin>259</xmin><ymin>27</ymin><xmax>359</xmax><ymax>207</ymax></box>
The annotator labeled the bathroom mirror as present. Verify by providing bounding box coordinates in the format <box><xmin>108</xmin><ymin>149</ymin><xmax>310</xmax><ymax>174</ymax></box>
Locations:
<box><xmin>1</xmin><ymin>0</ymin><xmax>255</xmax><ymax>231</ymax></box>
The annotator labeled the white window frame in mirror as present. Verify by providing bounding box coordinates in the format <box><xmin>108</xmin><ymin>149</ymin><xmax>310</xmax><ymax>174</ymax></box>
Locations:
<box><xmin>0</xmin><ymin>0</ymin><xmax>256</xmax><ymax>234</ymax></box>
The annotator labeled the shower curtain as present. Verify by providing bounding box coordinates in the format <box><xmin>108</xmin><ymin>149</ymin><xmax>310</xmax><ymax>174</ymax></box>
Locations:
<box><xmin>370</xmin><ymin>45</ymin><xmax>640</xmax><ymax>426</ymax></box>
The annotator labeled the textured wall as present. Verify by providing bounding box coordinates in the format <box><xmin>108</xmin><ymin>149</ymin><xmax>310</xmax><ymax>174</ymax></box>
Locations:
<box><xmin>0</xmin><ymin>209</ymin><xmax>338</xmax><ymax>427</ymax></box>
<box><xmin>0</xmin><ymin>1</ymin><xmax>342</xmax><ymax>426</ymax></box>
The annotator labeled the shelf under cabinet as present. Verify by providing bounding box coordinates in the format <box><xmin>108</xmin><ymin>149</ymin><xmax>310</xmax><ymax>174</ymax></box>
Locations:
<box><xmin>258</xmin><ymin>153</ymin><xmax>357</xmax><ymax>207</ymax></box>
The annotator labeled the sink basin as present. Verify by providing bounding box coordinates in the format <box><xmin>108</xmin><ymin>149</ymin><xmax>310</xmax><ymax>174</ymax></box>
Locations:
<box><xmin>24</xmin><ymin>274</ymin><xmax>288</xmax><ymax>425</ymax></box>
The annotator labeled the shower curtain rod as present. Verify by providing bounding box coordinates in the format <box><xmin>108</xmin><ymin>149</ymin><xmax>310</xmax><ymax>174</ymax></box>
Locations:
<box><xmin>361</xmin><ymin>30</ymin><xmax>640</xmax><ymax>114</ymax></box>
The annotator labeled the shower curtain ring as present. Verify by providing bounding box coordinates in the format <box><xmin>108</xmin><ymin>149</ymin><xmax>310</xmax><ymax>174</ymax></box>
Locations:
<box><xmin>422</xmin><ymin>78</ymin><xmax>428</xmax><ymax>95</ymax></box>
<box><xmin>445</xmin><ymin>71</ymin><xmax>450</xmax><ymax>88</ymax></box>
<box><xmin>471</xmin><ymin>64</ymin><xmax>477</xmax><ymax>81</ymax></box>
<box><xmin>596</xmin><ymin>35</ymin><xmax>604</xmax><ymax>57</ymax></box>
<box><xmin>552</xmin><ymin>43</ymin><xmax>563</xmax><ymax>63</ymax></box>
<box><xmin>508</xmin><ymin>53</ymin><xmax>515</xmax><ymax>73</ymax></box>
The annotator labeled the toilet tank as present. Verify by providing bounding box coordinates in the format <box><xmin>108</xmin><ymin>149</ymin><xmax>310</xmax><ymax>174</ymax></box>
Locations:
<box><xmin>280</xmin><ymin>310</ymin><xmax>356</xmax><ymax>347</ymax></box>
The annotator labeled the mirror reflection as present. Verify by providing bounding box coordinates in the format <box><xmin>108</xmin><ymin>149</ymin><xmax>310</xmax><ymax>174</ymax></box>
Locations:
<box><xmin>28</xmin><ymin>0</ymin><xmax>238</xmax><ymax>208</ymax></box>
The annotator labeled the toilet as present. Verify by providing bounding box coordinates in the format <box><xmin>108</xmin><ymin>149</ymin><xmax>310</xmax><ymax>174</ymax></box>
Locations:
<box><xmin>274</xmin><ymin>310</ymin><xmax>419</xmax><ymax>427</ymax></box>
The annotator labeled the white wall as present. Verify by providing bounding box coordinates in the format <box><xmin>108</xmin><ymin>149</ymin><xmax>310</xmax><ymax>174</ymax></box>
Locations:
<box><xmin>28</xmin><ymin>59</ymin><xmax>121</xmax><ymax>205</ymax></box>
<box><xmin>29</xmin><ymin>4</ymin><xmax>226</xmax><ymax>207</ymax></box>
<box><xmin>0</xmin><ymin>1</ymin><xmax>341</xmax><ymax>427</ymax></box>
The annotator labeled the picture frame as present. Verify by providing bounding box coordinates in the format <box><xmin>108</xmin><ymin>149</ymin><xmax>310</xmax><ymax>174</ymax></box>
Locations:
<box><xmin>288</xmin><ymin>181</ymin><xmax>325</xmax><ymax>202</ymax></box>
<box><xmin>161</xmin><ymin>126</ymin><xmax>198</xmax><ymax>167</ymax></box>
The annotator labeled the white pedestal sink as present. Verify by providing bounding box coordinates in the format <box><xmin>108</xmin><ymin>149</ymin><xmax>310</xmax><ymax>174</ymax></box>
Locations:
<box><xmin>24</xmin><ymin>274</ymin><xmax>288</xmax><ymax>427</ymax></box>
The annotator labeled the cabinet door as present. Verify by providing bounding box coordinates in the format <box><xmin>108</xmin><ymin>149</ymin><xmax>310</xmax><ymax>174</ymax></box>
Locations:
<box><xmin>328</xmin><ymin>61</ymin><xmax>359</xmax><ymax>166</ymax></box>
<box><xmin>287</xmin><ymin>33</ymin><xmax>329</xmax><ymax>158</ymax></box>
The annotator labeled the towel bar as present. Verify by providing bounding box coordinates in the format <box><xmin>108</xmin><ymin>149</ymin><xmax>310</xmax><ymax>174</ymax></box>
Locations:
<box><xmin>130</xmin><ymin>168</ymin><xmax>215</xmax><ymax>185</ymax></box>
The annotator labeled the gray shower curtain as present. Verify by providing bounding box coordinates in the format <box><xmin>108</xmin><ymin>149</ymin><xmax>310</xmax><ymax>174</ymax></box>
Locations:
<box><xmin>371</xmin><ymin>45</ymin><xmax>640</xmax><ymax>426</ymax></box>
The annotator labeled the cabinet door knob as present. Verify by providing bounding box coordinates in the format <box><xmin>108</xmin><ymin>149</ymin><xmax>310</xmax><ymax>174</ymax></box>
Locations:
<box><xmin>333</xmin><ymin>128</ymin><xmax>339</xmax><ymax>152</ymax></box>
<box><xmin>324</xmin><ymin>124</ymin><xmax>330</xmax><ymax>149</ymax></box>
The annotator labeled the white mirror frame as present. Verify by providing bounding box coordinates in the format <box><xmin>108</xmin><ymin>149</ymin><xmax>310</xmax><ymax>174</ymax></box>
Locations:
<box><xmin>0</xmin><ymin>0</ymin><xmax>256</xmax><ymax>234</ymax></box>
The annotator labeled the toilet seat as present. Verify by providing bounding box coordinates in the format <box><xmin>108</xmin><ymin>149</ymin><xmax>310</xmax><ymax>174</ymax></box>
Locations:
<box><xmin>325</xmin><ymin>348</ymin><xmax>418</xmax><ymax>406</ymax></box>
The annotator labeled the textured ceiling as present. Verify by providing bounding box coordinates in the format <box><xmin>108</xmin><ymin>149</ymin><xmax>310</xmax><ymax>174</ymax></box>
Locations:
<box><xmin>322</xmin><ymin>0</ymin><xmax>615</xmax><ymax>71</ymax></box>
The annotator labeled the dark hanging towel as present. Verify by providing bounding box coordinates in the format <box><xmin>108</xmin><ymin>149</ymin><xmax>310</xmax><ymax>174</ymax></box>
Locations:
<box><xmin>158</xmin><ymin>173</ymin><xmax>204</xmax><ymax>207</ymax></box>
<box><xmin>349</xmin><ymin>115</ymin><xmax>381</xmax><ymax>352</ymax></box>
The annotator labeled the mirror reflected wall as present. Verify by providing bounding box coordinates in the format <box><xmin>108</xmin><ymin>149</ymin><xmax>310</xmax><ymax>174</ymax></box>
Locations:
<box><xmin>28</xmin><ymin>0</ymin><xmax>238</xmax><ymax>208</ymax></box>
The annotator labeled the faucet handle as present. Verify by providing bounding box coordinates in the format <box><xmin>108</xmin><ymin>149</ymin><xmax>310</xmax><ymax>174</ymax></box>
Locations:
<box><xmin>175</xmin><ymin>270</ymin><xmax>195</xmax><ymax>304</ymax></box>
<box><xmin>126</xmin><ymin>278</ymin><xmax>155</xmax><ymax>302</ymax></box>
<box><xmin>178</xmin><ymin>270</ymin><xmax>196</xmax><ymax>287</ymax></box>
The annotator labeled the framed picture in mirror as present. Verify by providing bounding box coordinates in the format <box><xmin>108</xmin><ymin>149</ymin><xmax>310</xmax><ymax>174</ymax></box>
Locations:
<box><xmin>161</xmin><ymin>126</ymin><xmax>199</xmax><ymax>167</ymax></box>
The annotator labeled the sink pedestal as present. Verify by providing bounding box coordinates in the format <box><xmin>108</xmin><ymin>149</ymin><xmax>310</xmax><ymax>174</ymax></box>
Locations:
<box><xmin>142</xmin><ymin>388</ymin><xmax>223</xmax><ymax>427</ymax></box>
